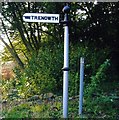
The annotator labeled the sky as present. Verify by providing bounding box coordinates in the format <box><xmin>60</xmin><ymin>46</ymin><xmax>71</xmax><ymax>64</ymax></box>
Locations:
<box><xmin>0</xmin><ymin>38</ymin><xmax>5</xmax><ymax>51</ymax></box>
<box><xmin>0</xmin><ymin>13</ymin><xmax>8</xmax><ymax>52</ymax></box>
<box><xmin>0</xmin><ymin>13</ymin><xmax>4</xmax><ymax>51</ymax></box>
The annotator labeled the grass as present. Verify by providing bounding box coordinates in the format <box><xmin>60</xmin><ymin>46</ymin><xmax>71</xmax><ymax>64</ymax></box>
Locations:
<box><xmin>1</xmin><ymin>80</ymin><xmax>119</xmax><ymax>119</ymax></box>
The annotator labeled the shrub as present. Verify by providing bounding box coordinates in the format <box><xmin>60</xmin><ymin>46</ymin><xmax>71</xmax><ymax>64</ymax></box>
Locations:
<box><xmin>69</xmin><ymin>43</ymin><xmax>110</xmax><ymax>97</ymax></box>
<box><xmin>13</xmin><ymin>41</ymin><xmax>110</xmax><ymax>99</ymax></box>
<box><xmin>85</xmin><ymin>59</ymin><xmax>110</xmax><ymax>98</ymax></box>
<box><xmin>84</xmin><ymin>59</ymin><xmax>112</xmax><ymax>116</ymax></box>
<box><xmin>14</xmin><ymin>43</ymin><xmax>64</xmax><ymax>98</ymax></box>
<box><xmin>5</xmin><ymin>103</ymin><xmax>31</xmax><ymax>118</ymax></box>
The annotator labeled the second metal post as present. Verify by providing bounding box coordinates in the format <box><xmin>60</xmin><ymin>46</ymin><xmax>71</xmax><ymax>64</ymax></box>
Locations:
<box><xmin>79</xmin><ymin>57</ymin><xmax>85</xmax><ymax>115</ymax></box>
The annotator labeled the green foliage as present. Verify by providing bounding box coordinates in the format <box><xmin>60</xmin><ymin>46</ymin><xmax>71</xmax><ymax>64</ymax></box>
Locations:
<box><xmin>2</xmin><ymin>80</ymin><xmax>119</xmax><ymax>119</ymax></box>
<box><xmin>84</xmin><ymin>94</ymin><xmax>118</xmax><ymax>118</ymax></box>
<box><xmin>69</xmin><ymin>43</ymin><xmax>110</xmax><ymax>97</ymax></box>
<box><xmin>4</xmin><ymin>103</ymin><xmax>31</xmax><ymax>118</ymax></box>
<box><xmin>14</xmin><ymin>43</ymin><xmax>64</xmax><ymax>98</ymax></box>
<box><xmin>11</xmin><ymin>41</ymin><xmax>111</xmax><ymax>99</ymax></box>
<box><xmin>3</xmin><ymin>97</ymin><xmax>62</xmax><ymax>118</ymax></box>
<box><xmin>2</xmin><ymin>40</ymin><xmax>116</xmax><ymax>118</ymax></box>
<box><xmin>68</xmin><ymin>98</ymin><xmax>79</xmax><ymax>118</ymax></box>
<box><xmin>2</xmin><ymin>33</ymin><xmax>27</xmax><ymax>63</ymax></box>
<box><xmin>83</xmin><ymin>59</ymin><xmax>117</xmax><ymax>117</ymax></box>
<box><xmin>85</xmin><ymin>59</ymin><xmax>110</xmax><ymax>97</ymax></box>
<box><xmin>2</xmin><ymin>80</ymin><xmax>17</xmax><ymax>100</ymax></box>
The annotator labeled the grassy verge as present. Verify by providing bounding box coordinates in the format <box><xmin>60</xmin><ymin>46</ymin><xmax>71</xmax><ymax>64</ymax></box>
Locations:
<box><xmin>1</xmin><ymin>79</ymin><xmax>119</xmax><ymax>119</ymax></box>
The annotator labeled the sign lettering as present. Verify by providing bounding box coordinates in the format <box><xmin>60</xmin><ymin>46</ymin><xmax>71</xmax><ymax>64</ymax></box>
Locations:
<box><xmin>23</xmin><ymin>13</ymin><xmax>59</xmax><ymax>23</ymax></box>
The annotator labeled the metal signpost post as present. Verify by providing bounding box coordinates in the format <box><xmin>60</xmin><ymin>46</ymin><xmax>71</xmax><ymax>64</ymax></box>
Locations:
<box><xmin>23</xmin><ymin>6</ymin><xmax>70</xmax><ymax>118</ymax></box>
<box><xmin>62</xmin><ymin>6</ymin><xmax>70</xmax><ymax>118</ymax></box>
<box><xmin>79</xmin><ymin>57</ymin><xmax>84</xmax><ymax>116</ymax></box>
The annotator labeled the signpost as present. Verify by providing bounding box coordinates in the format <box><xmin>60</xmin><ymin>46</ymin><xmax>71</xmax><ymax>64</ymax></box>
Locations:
<box><xmin>62</xmin><ymin>6</ymin><xmax>70</xmax><ymax>118</ymax></box>
<box><xmin>23</xmin><ymin>6</ymin><xmax>70</xmax><ymax>118</ymax></box>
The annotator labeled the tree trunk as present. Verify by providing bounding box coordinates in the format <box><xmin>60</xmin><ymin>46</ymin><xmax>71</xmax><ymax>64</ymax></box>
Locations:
<box><xmin>0</xmin><ymin>36</ymin><xmax>24</xmax><ymax>69</ymax></box>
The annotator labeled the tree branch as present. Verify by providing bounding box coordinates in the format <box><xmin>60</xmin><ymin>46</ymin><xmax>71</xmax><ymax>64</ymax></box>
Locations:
<box><xmin>0</xmin><ymin>35</ymin><xmax>24</xmax><ymax>69</ymax></box>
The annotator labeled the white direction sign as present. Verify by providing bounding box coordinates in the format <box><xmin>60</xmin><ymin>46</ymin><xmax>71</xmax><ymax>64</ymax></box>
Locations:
<box><xmin>23</xmin><ymin>13</ymin><xmax>59</xmax><ymax>23</ymax></box>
